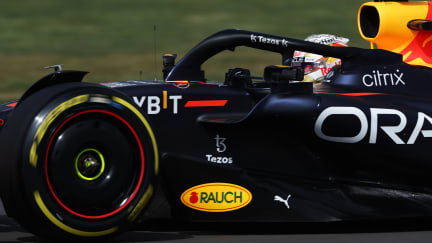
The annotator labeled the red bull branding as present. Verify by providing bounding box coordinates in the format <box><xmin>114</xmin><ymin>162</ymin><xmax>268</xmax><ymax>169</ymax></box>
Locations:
<box><xmin>400</xmin><ymin>1</ymin><xmax>432</xmax><ymax>67</ymax></box>
<box><xmin>358</xmin><ymin>1</ymin><xmax>432</xmax><ymax>68</ymax></box>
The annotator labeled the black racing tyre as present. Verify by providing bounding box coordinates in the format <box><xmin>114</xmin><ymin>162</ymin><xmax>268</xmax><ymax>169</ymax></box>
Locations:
<box><xmin>0</xmin><ymin>82</ymin><xmax>158</xmax><ymax>241</ymax></box>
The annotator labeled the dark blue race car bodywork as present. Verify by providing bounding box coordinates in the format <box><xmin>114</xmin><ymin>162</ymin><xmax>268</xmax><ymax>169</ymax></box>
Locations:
<box><xmin>0</xmin><ymin>2</ymin><xmax>432</xmax><ymax>241</ymax></box>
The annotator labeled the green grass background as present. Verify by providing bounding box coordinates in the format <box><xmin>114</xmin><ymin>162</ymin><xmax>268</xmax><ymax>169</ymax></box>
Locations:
<box><xmin>0</xmin><ymin>0</ymin><xmax>368</xmax><ymax>102</ymax></box>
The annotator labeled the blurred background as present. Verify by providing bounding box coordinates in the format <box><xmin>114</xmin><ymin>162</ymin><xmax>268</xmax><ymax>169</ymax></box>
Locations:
<box><xmin>0</xmin><ymin>0</ymin><xmax>368</xmax><ymax>102</ymax></box>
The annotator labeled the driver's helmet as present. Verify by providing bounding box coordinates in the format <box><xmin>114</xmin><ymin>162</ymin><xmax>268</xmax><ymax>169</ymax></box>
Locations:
<box><xmin>292</xmin><ymin>34</ymin><xmax>349</xmax><ymax>82</ymax></box>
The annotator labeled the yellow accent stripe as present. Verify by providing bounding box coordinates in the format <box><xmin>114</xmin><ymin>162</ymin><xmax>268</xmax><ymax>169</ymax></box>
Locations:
<box><xmin>112</xmin><ymin>97</ymin><xmax>159</xmax><ymax>174</ymax></box>
<box><xmin>163</xmin><ymin>91</ymin><xmax>167</xmax><ymax>109</ymax></box>
<box><xmin>30</xmin><ymin>95</ymin><xmax>89</xmax><ymax>167</ymax></box>
<box><xmin>127</xmin><ymin>185</ymin><xmax>154</xmax><ymax>222</ymax></box>
<box><xmin>33</xmin><ymin>191</ymin><xmax>117</xmax><ymax>237</ymax></box>
<box><xmin>29</xmin><ymin>144</ymin><xmax>38</xmax><ymax>168</ymax></box>
<box><xmin>165</xmin><ymin>80</ymin><xmax>189</xmax><ymax>84</ymax></box>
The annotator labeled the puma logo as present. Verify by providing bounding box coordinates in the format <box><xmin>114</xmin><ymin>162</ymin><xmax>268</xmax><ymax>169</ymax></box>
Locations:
<box><xmin>274</xmin><ymin>195</ymin><xmax>291</xmax><ymax>209</ymax></box>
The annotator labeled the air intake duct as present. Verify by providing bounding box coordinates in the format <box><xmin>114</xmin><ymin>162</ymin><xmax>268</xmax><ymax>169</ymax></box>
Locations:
<box><xmin>357</xmin><ymin>1</ymin><xmax>432</xmax><ymax>67</ymax></box>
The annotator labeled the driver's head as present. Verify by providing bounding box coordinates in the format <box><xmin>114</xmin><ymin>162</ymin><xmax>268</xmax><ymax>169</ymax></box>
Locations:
<box><xmin>292</xmin><ymin>34</ymin><xmax>349</xmax><ymax>82</ymax></box>
<box><xmin>291</xmin><ymin>53</ymin><xmax>325</xmax><ymax>75</ymax></box>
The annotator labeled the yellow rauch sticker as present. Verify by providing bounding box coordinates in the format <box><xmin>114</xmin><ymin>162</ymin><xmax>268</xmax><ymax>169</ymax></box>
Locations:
<box><xmin>180</xmin><ymin>183</ymin><xmax>252</xmax><ymax>212</ymax></box>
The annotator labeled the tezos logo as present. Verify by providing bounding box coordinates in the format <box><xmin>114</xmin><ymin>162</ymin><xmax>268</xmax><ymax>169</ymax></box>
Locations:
<box><xmin>250</xmin><ymin>34</ymin><xmax>288</xmax><ymax>47</ymax></box>
<box><xmin>215</xmin><ymin>134</ymin><xmax>226</xmax><ymax>153</ymax></box>
<box><xmin>180</xmin><ymin>183</ymin><xmax>252</xmax><ymax>212</ymax></box>
<box><xmin>206</xmin><ymin>134</ymin><xmax>233</xmax><ymax>164</ymax></box>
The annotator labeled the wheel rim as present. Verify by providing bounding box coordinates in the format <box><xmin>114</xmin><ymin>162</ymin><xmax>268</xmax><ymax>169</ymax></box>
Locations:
<box><xmin>74</xmin><ymin>148</ymin><xmax>105</xmax><ymax>181</ymax></box>
<box><xmin>44</xmin><ymin>109</ymin><xmax>145</xmax><ymax>219</ymax></box>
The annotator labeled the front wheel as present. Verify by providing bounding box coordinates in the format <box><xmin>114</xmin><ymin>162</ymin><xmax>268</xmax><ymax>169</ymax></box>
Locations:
<box><xmin>0</xmin><ymin>83</ymin><xmax>158</xmax><ymax>241</ymax></box>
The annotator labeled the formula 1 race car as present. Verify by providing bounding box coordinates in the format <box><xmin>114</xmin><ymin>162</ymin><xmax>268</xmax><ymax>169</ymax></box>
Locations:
<box><xmin>0</xmin><ymin>0</ymin><xmax>431</xmax><ymax>241</ymax></box>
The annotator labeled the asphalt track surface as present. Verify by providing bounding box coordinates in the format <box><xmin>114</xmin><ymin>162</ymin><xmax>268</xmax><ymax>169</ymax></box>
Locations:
<box><xmin>2</xmin><ymin>200</ymin><xmax>432</xmax><ymax>243</ymax></box>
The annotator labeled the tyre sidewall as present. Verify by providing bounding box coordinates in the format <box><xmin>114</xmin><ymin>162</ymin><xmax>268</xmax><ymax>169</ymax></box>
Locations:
<box><xmin>1</xmin><ymin>83</ymin><xmax>158</xmax><ymax>240</ymax></box>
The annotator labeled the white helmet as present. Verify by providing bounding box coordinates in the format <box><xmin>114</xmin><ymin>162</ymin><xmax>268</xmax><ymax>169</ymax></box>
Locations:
<box><xmin>292</xmin><ymin>34</ymin><xmax>349</xmax><ymax>82</ymax></box>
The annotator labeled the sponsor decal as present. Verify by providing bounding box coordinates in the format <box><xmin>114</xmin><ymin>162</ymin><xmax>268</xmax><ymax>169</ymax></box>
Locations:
<box><xmin>250</xmin><ymin>34</ymin><xmax>288</xmax><ymax>47</ymax></box>
<box><xmin>205</xmin><ymin>155</ymin><xmax>233</xmax><ymax>164</ymax></box>
<box><xmin>133</xmin><ymin>91</ymin><xmax>182</xmax><ymax>115</ymax></box>
<box><xmin>180</xmin><ymin>183</ymin><xmax>252</xmax><ymax>212</ymax></box>
<box><xmin>206</xmin><ymin>134</ymin><xmax>233</xmax><ymax>164</ymax></box>
<box><xmin>274</xmin><ymin>194</ymin><xmax>291</xmax><ymax>209</ymax></box>
<box><xmin>362</xmin><ymin>69</ymin><xmax>405</xmax><ymax>87</ymax></box>
<box><xmin>400</xmin><ymin>2</ymin><xmax>432</xmax><ymax>67</ymax></box>
<box><xmin>215</xmin><ymin>134</ymin><xmax>226</xmax><ymax>153</ymax></box>
<box><xmin>315</xmin><ymin>106</ymin><xmax>432</xmax><ymax>144</ymax></box>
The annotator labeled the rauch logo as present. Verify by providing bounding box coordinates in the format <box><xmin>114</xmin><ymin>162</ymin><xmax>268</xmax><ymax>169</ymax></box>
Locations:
<box><xmin>180</xmin><ymin>183</ymin><xmax>252</xmax><ymax>212</ymax></box>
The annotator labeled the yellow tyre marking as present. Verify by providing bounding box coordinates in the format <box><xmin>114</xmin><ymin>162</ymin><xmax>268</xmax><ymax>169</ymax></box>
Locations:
<box><xmin>112</xmin><ymin>96</ymin><xmax>159</xmax><ymax>174</ymax></box>
<box><xmin>29</xmin><ymin>95</ymin><xmax>89</xmax><ymax>167</ymax></box>
<box><xmin>127</xmin><ymin>185</ymin><xmax>154</xmax><ymax>222</ymax></box>
<box><xmin>29</xmin><ymin>94</ymin><xmax>158</xmax><ymax>232</ymax></box>
<box><xmin>34</xmin><ymin>191</ymin><xmax>118</xmax><ymax>237</ymax></box>
<box><xmin>112</xmin><ymin>97</ymin><xmax>159</xmax><ymax>222</ymax></box>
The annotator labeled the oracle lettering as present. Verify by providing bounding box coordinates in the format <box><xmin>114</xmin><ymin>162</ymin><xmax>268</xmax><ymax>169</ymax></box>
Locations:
<box><xmin>314</xmin><ymin>106</ymin><xmax>432</xmax><ymax>144</ymax></box>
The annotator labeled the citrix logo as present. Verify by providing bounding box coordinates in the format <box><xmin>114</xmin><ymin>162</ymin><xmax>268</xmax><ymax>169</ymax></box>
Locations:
<box><xmin>362</xmin><ymin>69</ymin><xmax>405</xmax><ymax>87</ymax></box>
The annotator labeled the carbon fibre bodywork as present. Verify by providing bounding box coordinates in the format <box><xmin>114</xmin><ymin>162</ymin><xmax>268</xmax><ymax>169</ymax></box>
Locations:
<box><xmin>2</xmin><ymin>28</ymin><xmax>432</xmax><ymax>226</ymax></box>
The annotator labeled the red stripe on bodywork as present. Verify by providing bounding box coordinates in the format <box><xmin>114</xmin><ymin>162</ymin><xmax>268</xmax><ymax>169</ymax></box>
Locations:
<box><xmin>189</xmin><ymin>81</ymin><xmax>208</xmax><ymax>84</ymax></box>
<box><xmin>184</xmin><ymin>100</ymin><xmax>228</xmax><ymax>107</ymax></box>
<box><xmin>6</xmin><ymin>102</ymin><xmax>17</xmax><ymax>107</ymax></box>
<box><xmin>317</xmin><ymin>92</ymin><xmax>385</xmax><ymax>96</ymax></box>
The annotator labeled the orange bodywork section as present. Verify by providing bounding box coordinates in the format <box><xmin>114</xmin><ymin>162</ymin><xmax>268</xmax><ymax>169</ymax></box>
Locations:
<box><xmin>358</xmin><ymin>1</ymin><xmax>432</xmax><ymax>68</ymax></box>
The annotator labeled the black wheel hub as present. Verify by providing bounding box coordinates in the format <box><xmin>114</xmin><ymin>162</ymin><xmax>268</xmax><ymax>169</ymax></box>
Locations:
<box><xmin>75</xmin><ymin>148</ymin><xmax>105</xmax><ymax>181</ymax></box>
<box><xmin>45</xmin><ymin>112</ymin><xmax>143</xmax><ymax>217</ymax></box>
